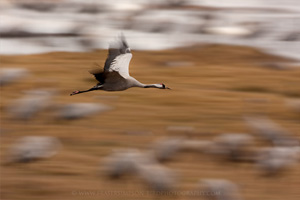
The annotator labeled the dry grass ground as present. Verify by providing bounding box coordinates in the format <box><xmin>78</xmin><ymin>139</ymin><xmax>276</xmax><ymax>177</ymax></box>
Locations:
<box><xmin>1</xmin><ymin>44</ymin><xmax>300</xmax><ymax>200</ymax></box>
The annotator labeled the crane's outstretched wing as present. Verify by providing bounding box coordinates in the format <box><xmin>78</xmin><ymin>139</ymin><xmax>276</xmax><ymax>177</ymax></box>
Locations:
<box><xmin>104</xmin><ymin>34</ymin><xmax>132</xmax><ymax>78</ymax></box>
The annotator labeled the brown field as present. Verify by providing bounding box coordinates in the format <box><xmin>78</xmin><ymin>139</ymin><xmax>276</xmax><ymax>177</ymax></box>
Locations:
<box><xmin>1</xmin><ymin>44</ymin><xmax>300</xmax><ymax>200</ymax></box>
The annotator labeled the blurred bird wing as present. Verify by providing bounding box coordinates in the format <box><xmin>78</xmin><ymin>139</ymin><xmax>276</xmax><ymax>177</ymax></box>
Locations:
<box><xmin>89</xmin><ymin>62</ymin><xmax>105</xmax><ymax>84</ymax></box>
<box><xmin>104</xmin><ymin>34</ymin><xmax>132</xmax><ymax>78</ymax></box>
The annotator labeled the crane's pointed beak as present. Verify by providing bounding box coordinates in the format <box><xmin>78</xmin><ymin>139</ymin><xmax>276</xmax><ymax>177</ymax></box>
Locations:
<box><xmin>162</xmin><ymin>83</ymin><xmax>171</xmax><ymax>90</ymax></box>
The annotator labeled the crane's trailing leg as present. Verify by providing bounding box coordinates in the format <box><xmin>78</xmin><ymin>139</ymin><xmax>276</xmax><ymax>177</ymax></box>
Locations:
<box><xmin>70</xmin><ymin>85</ymin><xmax>103</xmax><ymax>96</ymax></box>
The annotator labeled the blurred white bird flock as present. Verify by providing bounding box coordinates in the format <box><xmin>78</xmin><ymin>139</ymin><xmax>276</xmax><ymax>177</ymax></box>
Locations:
<box><xmin>96</xmin><ymin>116</ymin><xmax>299</xmax><ymax>198</ymax></box>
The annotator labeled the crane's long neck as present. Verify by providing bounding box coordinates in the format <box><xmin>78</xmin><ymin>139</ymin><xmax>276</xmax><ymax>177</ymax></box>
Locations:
<box><xmin>143</xmin><ymin>84</ymin><xmax>163</xmax><ymax>88</ymax></box>
<box><xmin>128</xmin><ymin>77</ymin><xmax>163</xmax><ymax>89</ymax></box>
<box><xmin>132</xmin><ymin>81</ymin><xmax>162</xmax><ymax>89</ymax></box>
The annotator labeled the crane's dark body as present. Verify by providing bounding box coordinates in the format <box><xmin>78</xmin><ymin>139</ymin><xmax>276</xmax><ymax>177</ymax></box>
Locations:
<box><xmin>91</xmin><ymin>71</ymin><xmax>129</xmax><ymax>91</ymax></box>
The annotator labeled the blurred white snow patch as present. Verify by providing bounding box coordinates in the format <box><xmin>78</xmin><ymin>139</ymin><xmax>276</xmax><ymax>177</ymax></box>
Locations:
<box><xmin>189</xmin><ymin>0</ymin><xmax>300</xmax><ymax>11</ymax></box>
<box><xmin>203</xmin><ymin>26</ymin><xmax>255</xmax><ymax>37</ymax></box>
<box><xmin>122</xmin><ymin>32</ymin><xmax>187</xmax><ymax>50</ymax></box>
<box><xmin>107</xmin><ymin>3</ymin><xmax>143</xmax><ymax>11</ymax></box>
<box><xmin>0</xmin><ymin>0</ymin><xmax>13</xmax><ymax>8</ymax></box>
<box><xmin>58</xmin><ymin>103</ymin><xmax>111</xmax><ymax>119</ymax></box>
<box><xmin>6</xmin><ymin>136</ymin><xmax>62</xmax><ymax>164</ymax></box>
<box><xmin>0</xmin><ymin>68</ymin><xmax>29</xmax><ymax>86</ymax></box>
<box><xmin>0</xmin><ymin>37</ymin><xmax>91</xmax><ymax>55</ymax></box>
<box><xmin>0</xmin><ymin>14</ymin><xmax>76</xmax><ymax>35</ymax></box>
<box><xmin>67</xmin><ymin>0</ymin><xmax>144</xmax><ymax>11</ymax></box>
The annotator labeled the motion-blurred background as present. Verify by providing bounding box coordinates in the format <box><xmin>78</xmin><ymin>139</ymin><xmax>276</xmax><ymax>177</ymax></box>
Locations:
<box><xmin>1</xmin><ymin>0</ymin><xmax>300</xmax><ymax>200</ymax></box>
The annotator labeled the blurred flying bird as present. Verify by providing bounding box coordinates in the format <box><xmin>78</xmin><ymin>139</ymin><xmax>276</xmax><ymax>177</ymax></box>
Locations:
<box><xmin>8</xmin><ymin>89</ymin><xmax>54</xmax><ymax>120</ymax></box>
<box><xmin>208</xmin><ymin>133</ymin><xmax>254</xmax><ymax>162</ymax></box>
<box><xmin>256</xmin><ymin>146</ymin><xmax>300</xmax><ymax>176</ymax></box>
<box><xmin>244</xmin><ymin>116</ymin><xmax>299</xmax><ymax>147</ymax></box>
<box><xmin>70</xmin><ymin>34</ymin><xmax>170</xmax><ymax>96</ymax></box>
<box><xmin>199</xmin><ymin>179</ymin><xmax>243</xmax><ymax>200</ymax></box>
<box><xmin>5</xmin><ymin>136</ymin><xmax>61</xmax><ymax>164</ymax></box>
<box><xmin>101</xmin><ymin>149</ymin><xmax>147</xmax><ymax>179</ymax></box>
<box><xmin>101</xmin><ymin>148</ymin><xmax>177</xmax><ymax>192</ymax></box>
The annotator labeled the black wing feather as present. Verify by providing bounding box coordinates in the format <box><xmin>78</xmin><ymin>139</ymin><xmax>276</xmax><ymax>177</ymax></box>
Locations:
<box><xmin>89</xmin><ymin>68</ymin><xmax>105</xmax><ymax>84</ymax></box>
